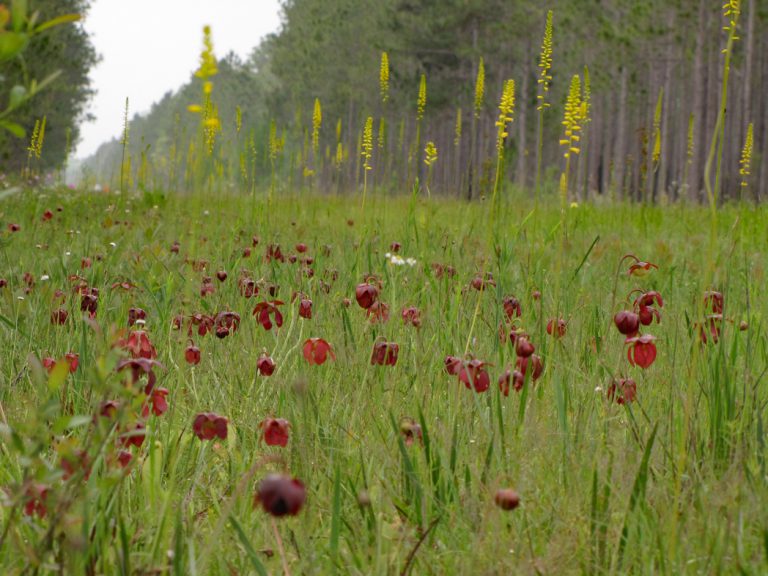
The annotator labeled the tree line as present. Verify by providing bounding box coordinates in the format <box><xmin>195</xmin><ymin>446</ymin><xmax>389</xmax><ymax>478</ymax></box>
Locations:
<box><xmin>79</xmin><ymin>0</ymin><xmax>768</xmax><ymax>203</ymax></box>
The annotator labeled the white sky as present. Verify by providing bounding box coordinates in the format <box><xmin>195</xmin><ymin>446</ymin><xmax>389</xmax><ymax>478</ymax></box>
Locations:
<box><xmin>76</xmin><ymin>0</ymin><xmax>282</xmax><ymax>158</ymax></box>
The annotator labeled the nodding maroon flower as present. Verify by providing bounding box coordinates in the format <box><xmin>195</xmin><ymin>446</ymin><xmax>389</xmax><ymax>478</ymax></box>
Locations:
<box><xmin>546</xmin><ymin>318</ymin><xmax>567</xmax><ymax>338</ymax></box>
<box><xmin>295</xmin><ymin>242</ymin><xmax>308</xmax><ymax>253</ymax></box>
<box><xmin>80</xmin><ymin>289</ymin><xmax>99</xmax><ymax>317</ymax></box>
<box><xmin>401</xmin><ymin>306</ymin><xmax>422</xmax><ymax>328</ymax></box>
<box><xmin>494</xmin><ymin>488</ymin><xmax>520</xmax><ymax>511</ymax></box>
<box><xmin>120</xmin><ymin>330</ymin><xmax>158</xmax><ymax>359</ymax></box>
<box><xmin>170</xmin><ymin>241</ymin><xmax>180</xmax><ymax>254</ymax></box>
<box><xmin>216</xmin><ymin>270</ymin><xmax>228</xmax><ymax>282</ymax></box>
<box><xmin>81</xmin><ymin>257</ymin><xmax>92</xmax><ymax>269</ymax></box>
<box><xmin>214</xmin><ymin>311</ymin><xmax>241</xmax><ymax>338</ymax></box>
<box><xmin>42</xmin><ymin>357</ymin><xmax>57</xmax><ymax>372</ymax></box>
<box><xmin>625</xmin><ymin>334</ymin><xmax>657</xmax><ymax>368</ymax></box>
<box><xmin>625</xmin><ymin>255</ymin><xmax>658</xmax><ymax>276</ymax></box>
<box><xmin>471</xmin><ymin>273</ymin><xmax>495</xmax><ymax>292</ymax></box>
<box><xmin>242</xmin><ymin>247</ymin><xmax>252</xmax><ymax>258</ymax></box>
<box><xmin>8</xmin><ymin>223</ymin><xmax>20</xmax><ymax>232</ymax></box>
<box><xmin>64</xmin><ymin>352</ymin><xmax>79</xmax><ymax>373</ymax></box>
<box><xmin>0</xmin><ymin>278</ymin><xmax>7</xmax><ymax>288</ymax></box>
<box><xmin>200</xmin><ymin>277</ymin><xmax>215</xmax><ymax>297</ymax></box>
<box><xmin>607</xmin><ymin>378</ymin><xmax>637</xmax><ymax>405</ymax></box>
<box><xmin>516</xmin><ymin>354</ymin><xmax>544</xmax><ymax>381</ymax></box>
<box><xmin>459</xmin><ymin>359</ymin><xmax>491</xmax><ymax>393</ymax></box>
<box><xmin>172</xmin><ymin>315</ymin><xmax>184</xmax><ymax>331</ymax></box>
<box><xmin>110</xmin><ymin>280</ymin><xmax>138</xmax><ymax>292</ymax></box>
<box><xmin>50</xmin><ymin>308</ymin><xmax>69</xmax><ymax>325</ymax></box>
<box><xmin>185</xmin><ymin>343</ymin><xmax>201</xmax><ymax>365</ymax></box>
<box><xmin>99</xmin><ymin>400</ymin><xmax>120</xmax><ymax>419</ymax></box>
<box><xmin>239</xmin><ymin>277</ymin><xmax>257</xmax><ymax>298</ymax></box>
<box><xmin>128</xmin><ymin>307</ymin><xmax>146</xmax><ymax>326</ymax></box>
<box><xmin>704</xmin><ymin>290</ymin><xmax>724</xmax><ymax>315</ymax></box>
<box><xmin>503</xmin><ymin>296</ymin><xmax>522</xmax><ymax>320</ymax></box>
<box><xmin>192</xmin><ymin>412</ymin><xmax>228</xmax><ymax>441</ymax></box>
<box><xmin>303</xmin><ymin>338</ymin><xmax>335</xmax><ymax>365</ymax></box>
<box><xmin>498</xmin><ymin>368</ymin><xmax>525</xmax><ymax>396</ymax></box>
<box><xmin>631</xmin><ymin>290</ymin><xmax>663</xmax><ymax>326</ymax></box>
<box><xmin>120</xmin><ymin>422</ymin><xmax>147</xmax><ymax>448</ymax></box>
<box><xmin>257</xmin><ymin>353</ymin><xmax>276</xmax><ymax>376</ymax></box>
<box><xmin>298</xmin><ymin>298</ymin><xmax>313</xmax><ymax>319</ymax></box>
<box><xmin>342</xmin><ymin>297</ymin><xmax>351</xmax><ymax>308</ymax></box>
<box><xmin>431</xmin><ymin>263</ymin><xmax>457</xmax><ymax>279</ymax></box>
<box><xmin>532</xmin><ymin>289</ymin><xmax>542</xmax><ymax>301</ymax></box>
<box><xmin>191</xmin><ymin>313</ymin><xmax>215</xmax><ymax>337</ymax></box>
<box><xmin>42</xmin><ymin>209</ymin><xmax>54</xmax><ymax>221</ymax></box>
<box><xmin>515</xmin><ymin>337</ymin><xmax>535</xmax><ymax>358</ymax></box>
<box><xmin>23</xmin><ymin>271</ymin><xmax>35</xmax><ymax>289</ymax></box>
<box><xmin>252</xmin><ymin>301</ymin><xmax>284</xmax><ymax>331</ymax></box>
<box><xmin>366</xmin><ymin>301</ymin><xmax>390</xmax><ymax>324</ymax></box>
<box><xmin>116</xmin><ymin>450</ymin><xmax>133</xmax><ymax>468</ymax></box>
<box><xmin>444</xmin><ymin>355</ymin><xmax>462</xmax><ymax>376</ymax></box>
<box><xmin>142</xmin><ymin>386</ymin><xmax>169</xmax><ymax>417</ymax></box>
<box><xmin>696</xmin><ymin>314</ymin><xmax>723</xmax><ymax>344</ymax></box>
<box><xmin>265</xmin><ymin>243</ymin><xmax>285</xmax><ymax>263</ymax></box>
<box><xmin>400</xmin><ymin>418</ymin><xmax>423</xmax><ymax>446</ymax></box>
<box><xmin>613</xmin><ymin>311</ymin><xmax>640</xmax><ymax>339</ymax></box>
<box><xmin>23</xmin><ymin>483</ymin><xmax>49</xmax><ymax>518</ymax></box>
<box><xmin>260</xmin><ymin>418</ymin><xmax>290</xmax><ymax>446</ymax></box>
<box><xmin>355</xmin><ymin>282</ymin><xmax>379</xmax><ymax>310</ymax></box>
<box><xmin>252</xmin><ymin>235</ymin><xmax>260</xmax><ymax>247</ymax></box>
<box><xmin>739</xmin><ymin>320</ymin><xmax>749</xmax><ymax>332</ymax></box>
<box><xmin>254</xmin><ymin>474</ymin><xmax>306</xmax><ymax>517</ymax></box>
<box><xmin>390</xmin><ymin>241</ymin><xmax>401</xmax><ymax>253</ymax></box>
<box><xmin>371</xmin><ymin>341</ymin><xmax>399</xmax><ymax>366</ymax></box>
<box><xmin>60</xmin><ymin>449</ymin><xmax>90</xmax><ymax>481</ymax></box>
<box><xmin>116</xmin><ymin>358</ymin><xmax>164</xmax><ymax>392</ymax></box>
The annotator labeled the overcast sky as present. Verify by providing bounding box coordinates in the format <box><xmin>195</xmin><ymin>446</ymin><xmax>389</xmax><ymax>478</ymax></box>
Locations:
<box><xmin>76</xmin><ymin>0</ymin><xmax>282</xmax><ymax>158</ymax></box>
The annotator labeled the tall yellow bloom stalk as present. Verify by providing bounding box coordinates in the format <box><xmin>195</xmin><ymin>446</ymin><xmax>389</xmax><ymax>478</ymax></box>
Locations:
<box><xmin>312</xmin><ymin>98</ymin><xmax>322</xmax><ymax>156</ymax></box>
<box><xmin>559</xmin><ymin>74</ymin><xmax>583</xmax><ymax>206</ymax></box>
<box><xmin>474</xmin><ymin>58</ymin><xmax>485</xmax><ymax>118</ymax></box>
<box><xmin>535</xmin><ymin>10</ymin><xmax>554</xmax><ymax>211</ymax></box>
<box><xmin>739</xmin><ymin>122</ymin><xmax>753</xmax><ymax>192</ymax></box>
<box><xmin>417</xmin><ymin>74</ymin><xmax>427</xmax><ymax>121</ymax></box>
<box><xmin>380</xmin><ymin>52</ymin><xmax>390</xmax><ymax>104</ymax></box>
<box><xmin>361</xmin><ymin>116</ymin><xmax>374</xmax><ymax>210</ymax></box>
<box><xmin>491</xmin><ymin>79</ymin><xmax>515</xmax><ymax>212</ymax></box>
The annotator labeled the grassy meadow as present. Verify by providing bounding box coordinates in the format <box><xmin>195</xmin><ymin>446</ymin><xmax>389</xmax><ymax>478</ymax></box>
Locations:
<box><xmin>0</xmin><ymin>188</ymin><xmax>767</xmax><ymax>574</ymax></box>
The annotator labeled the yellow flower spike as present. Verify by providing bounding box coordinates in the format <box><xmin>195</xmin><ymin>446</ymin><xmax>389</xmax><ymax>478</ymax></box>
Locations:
<box><xmin>474</xmin><ymin>58</ymin><xmax>485</xmax><ymax>118</ymax></box>
<box><xmin>361</xmin><ymin>116</ymin><xmax>374</xmax><ymax>171</ymax></box>
<box><xmin>417</xmin><ymin>74</ymin><xmax>427</xmax><ymax>121</ymax></box>
<box><xmin>424</xmin><ymin>141</ymin><xmax>438</xmax><ymax>167</ymax></box>
<box><xmin>312</xmin><ymin>98</ymin><xmax>322</xmax><ymax>155</ymax></box>
<box><xmin>537</xmin><ymin>10</ymin><xmax>554</xmax><ymax>111</ymax></box>
<box><xmin>495</xmin><ymin>79</ymin><xmax>515</xmax><ymax>154</ymax></box>
<box><xmin>740</xmin><ymin>122</ymin><xmax>753</xmax><ymax>188</ymax></box>
<box><xmin>380</xmin><ymin>52</ymin><xmax>390</xmax><ymax>104</ymax></box>
<box><xmin>188</xmin><ymin>105</ymin><xmax>202</xmax><ymax>113</ymax></box>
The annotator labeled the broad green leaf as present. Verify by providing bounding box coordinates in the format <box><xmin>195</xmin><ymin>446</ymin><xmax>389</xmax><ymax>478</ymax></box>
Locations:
<box><xmin>34</xmin><ymin>13</ymin><xmax>81</xmax><ymax>34</ymax></box>
<box><xmin>0</xmin><ymin>31</ymin><xmax>29</xmax><ymax>61</ymax></box>
<box><xmin>0</xmin><ymin>119</ymin><xmax>25</xmax><ymax>138</ymax></box>
<box><xmin>10</xmin><ymin>0</ymin><xmax>26</xmax><ymax>32</ymax></box>
<box><xmin>9</xmin><ymin>84</ymin><xmax>27</xmax><ymax>108</ymax></box>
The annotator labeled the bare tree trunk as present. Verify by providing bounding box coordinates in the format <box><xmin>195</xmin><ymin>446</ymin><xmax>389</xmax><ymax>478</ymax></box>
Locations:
<box><xmin>690</xmin><ymin>0</ymin><xmax>708</xmax><ymax>202</ymax></box>
<box><xmin>516</xmin><ymin>41</ymin><xmax>531</xmax><ymax>192</ymax></box>
<box><xmin>612</xmin><ymin>67</ymin><xmax>628</xmax><ymax>199</ymax></box>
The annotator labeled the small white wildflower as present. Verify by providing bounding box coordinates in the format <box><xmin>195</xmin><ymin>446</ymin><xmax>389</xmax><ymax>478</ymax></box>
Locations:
<box><xmin>391</xmin><ymin>255</ymin><xmax>405</xmax><ymax>266</ymax></box>
<box><xmin>65</xmin><ymin>251</ymin><xmax>71</xmax><ymax>256</ymax></box>
<box><xmin>594</xmin><ymin>386</ymin><xmax>603</xmax><ymax>393</ymax></box>
<box><xmin>109</xmin><ymin>242</ymin><xmax>117</xmax><ymax>248</ymax></box>
<box><xmin>17</xmin><ymin>296</ymin><xmax>24</xmax><ymax>301</ymax></box>
<box><xmin>203</xmin><ymin>210</ymin><xmax>210</xmax><ymax>216</ymax></box>
<box><xmin>406</xmin><ymin>258</ymin><xmax>417</xmax><ymax>266</ymax></box>
<box><xmin>384</xmin><ymin>252</ymin><xmax>391</xmax><ymax>259</ymax></box>
<box><xmin>40</xmin><ymin>275</ymin><xmax>50</xmax><ymax>281</ymax></box>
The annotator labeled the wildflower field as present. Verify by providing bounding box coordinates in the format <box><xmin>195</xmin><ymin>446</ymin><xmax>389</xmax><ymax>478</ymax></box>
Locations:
<box><xmin>2</xmin><ymin>0</ymin><xmax>768</xmax><ymax>573</ymax></box>
<box><xmin>1</xmin><ymin>189</ymin><xmax>767</xmax><ymax>574</ymax></box>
